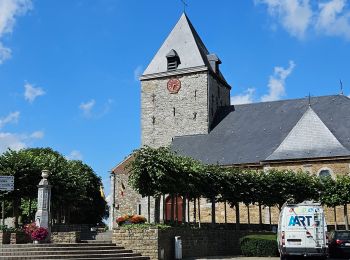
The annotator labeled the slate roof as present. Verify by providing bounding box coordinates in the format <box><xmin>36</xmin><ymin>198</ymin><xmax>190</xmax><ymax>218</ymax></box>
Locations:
<box><xmin>141</xmin><ymin>13</ymin><xmax>229</xmax><ymax>85</ymax></box>
<box><xmin>171</xmin><ymin>95</ymin><xmax>350</xmax><ymax>165</ymax></box>
<box><xmin>142</xmin><ymin>13</ymin><xmax>208</xmax><ymax>76</ymax></box>
<box><xmin>266</xmin><ymin>107</ymin><xmax>349</xmax><ymax>161</ymax></box>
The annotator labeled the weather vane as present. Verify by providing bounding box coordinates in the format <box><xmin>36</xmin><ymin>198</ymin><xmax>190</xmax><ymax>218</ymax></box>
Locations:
<box><xmin>181</xmin><ymin>0</ymin><xmax>188</xmax><ymax>13</ymax></box>
<box><xmin>308</xmin><ymin>93</ymin><xmax>311</xmax><ymax>107</ymax></box>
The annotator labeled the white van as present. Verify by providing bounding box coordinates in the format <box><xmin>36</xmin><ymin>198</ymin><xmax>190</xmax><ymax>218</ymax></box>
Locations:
<box><xmin>277</xmin><ymin>201</ymin><xmax>328</xmax><ymax>260</ymax></box>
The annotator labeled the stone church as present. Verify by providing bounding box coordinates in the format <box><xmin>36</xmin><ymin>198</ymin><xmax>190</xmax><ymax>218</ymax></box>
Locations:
<box><xmin>110</xmin><ymin>13</ymin><xmax>350</xmax><ymax>227</ymax></box>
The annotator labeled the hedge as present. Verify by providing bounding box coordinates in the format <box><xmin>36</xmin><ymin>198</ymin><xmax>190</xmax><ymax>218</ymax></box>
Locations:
<box><xmin>240</xmin><ymin>234</ymin><xmax>278</xmax><ymax>257</ymax></box>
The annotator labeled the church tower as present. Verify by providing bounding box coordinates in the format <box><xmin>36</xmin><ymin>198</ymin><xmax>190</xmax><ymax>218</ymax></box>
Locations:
<box><xmin>140</xmin><ymin>13</ymin><xmax>231</xmax><ymax>148</ymax></box>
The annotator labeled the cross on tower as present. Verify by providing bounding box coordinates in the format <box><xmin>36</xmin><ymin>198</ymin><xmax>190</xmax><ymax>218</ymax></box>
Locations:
<box><xmin>181</xmin><ymin>0</ymin><xmax>188</xmax><ymax>13</ymax></box>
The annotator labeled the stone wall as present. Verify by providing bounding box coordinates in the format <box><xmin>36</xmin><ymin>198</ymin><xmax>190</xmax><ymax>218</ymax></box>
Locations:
<box><xmin>265</xmin><ymin>159</ymin><xmax>350</xmax><ymax>177</ymax></box>
<box><xmin>141</xmin><ymin>71</ymin><xmax>209</xmax><ymax>148</ymax></box>
<box><xmin>51</xmin><ymin>232</ymin><xmax>81</xmax><ymax>243</ymax></box>
<box><xmin>0</xmin><ymin>231</ymin><xmax>10</xmax><ymax>244</ymax></box>
<box><xmin>113</xmin><ymin>226</ymin><xmax>251</xmax><ymax>260</ymax></box>
<box><xmin>208</xmin><ymin>73</ymin><xmax>230</xmax><ymax>127</ymax></box>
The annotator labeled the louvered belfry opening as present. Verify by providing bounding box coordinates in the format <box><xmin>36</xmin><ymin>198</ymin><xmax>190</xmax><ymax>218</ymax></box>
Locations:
<box><xmin>166</xmin><ymin>49</ymin><xmax>181</xmax><ymax>71</ymax></box>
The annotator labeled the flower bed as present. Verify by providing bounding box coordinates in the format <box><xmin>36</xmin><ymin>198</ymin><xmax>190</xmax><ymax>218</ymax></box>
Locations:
<box><xmin>24</xmin><ymin>223</ymin><xmax>49</xmax><ymax>242</ymax></box>
<box><xmin>116</xmin><ymin>214</ymin><xmax>147</xmax><ymax>226</ymax></box>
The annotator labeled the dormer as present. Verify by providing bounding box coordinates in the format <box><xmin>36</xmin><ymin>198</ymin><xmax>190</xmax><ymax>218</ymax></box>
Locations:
<box><xmin>207</xmin><ymin>54</ymin><xmax>221</xmax><ymax>74</ymax></box>
<box><xmin>166</xmin><ymin>49</ymin><xmax>181</xmax><ymax>71</ymax></box>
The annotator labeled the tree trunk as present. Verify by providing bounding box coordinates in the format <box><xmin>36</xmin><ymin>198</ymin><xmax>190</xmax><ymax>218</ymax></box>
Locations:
<box><xmin>175</xmin><ymin>195</ymin><xmax>178</xmax><ymax>223</ymax></box>
<box><xmin>154</xmin><ymin>196</ymin><xmax>160</xmax><ymax>223</ymax></box>
<box><xmin>187</xmin><ymin>197</ymin><xmax>190</xmax><ymax>223</ymax></box>
<box><xmin>198</xmin><ymin>197</ymin><xmax>201</xmax><ymax>228</ymax></box>
<box><xmin>182</xmin><ymin>196</ymin><xmax>186</xmax><ymax>223</ymax></box>
<box><xmin>162</xmin><ymin>195</ymin><xmax>165</xmax><ymax>223</ymax></box>
<box><xmin>269</xmin><ymin>207</ymin><xmax>272</xmax><ymax>229</ymax></box>
<box><xmin>334</xmin><ymin>206</ymin><xmax>338</xmax><ymax>230</ymax></box>
<box><xmin>344</xmin><ymin>204</ymin><xmax>349</xmax><ymax>230</ymax></box>
<box><xmin>235</xmin><ymin>202</ymin><xmax>240</xmax><ymax>231</ymax></box>
<box><xmin>171</xmin><ymin>195</ymin><xmax>175</xmax><ymax>222</ymax></box>
<box><xmin>28</xmin><ymin>198</ymin><xmax>32</xmax><ymax>222</ymax></box>
<box><xmin>258</xmin><ymin>203</ymin><xmax>263</xmax><ymax>228</ymax></box>
<box><xmin>247</xmin><ymin>204</ymin><xmax>251</xmax><ymax>230</ymax></box>
<box><xmin>147</xmin><ymin>196</ymin><xmax>151</xmax><ymax>223</ymax></box>
<box><xmin>193</xmin><ymin>198</ymin><xmax>197</xmax><ymax>224</ymax></box>
<box><xmin>211</xmin><ymin>197</ymin><xmax>215</xmax><ymax>224</ymax></box>
<box><xmin>224</xmin><ymin>201</ymin><xmax>227</xmax><ymax>224</ymax></box>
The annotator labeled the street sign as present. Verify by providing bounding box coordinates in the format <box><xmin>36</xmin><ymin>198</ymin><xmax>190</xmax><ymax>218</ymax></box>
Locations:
<box><xmin>0</xmin><ymin>176</ymin><xmax>14</xmax><ymax>191</ymax></box>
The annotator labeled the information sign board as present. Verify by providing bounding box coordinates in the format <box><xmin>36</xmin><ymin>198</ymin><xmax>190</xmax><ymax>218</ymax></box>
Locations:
<box><xmin>0</xmin><ymin>176</ymin><xmax>14</xmax><ymax>191</ymax></box>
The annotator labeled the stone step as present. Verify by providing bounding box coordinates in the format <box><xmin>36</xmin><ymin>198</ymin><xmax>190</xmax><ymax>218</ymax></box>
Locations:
<box><xmin>0</xmin><ymin>243</ymin><xmax>150</xmax><ymax>260</ymax></box>
<box><xmin>23</xmin><ymin>258</ymin><xmax>149</xmax><ymax>260</ymax></box>
<box><xmin>0</xmin><ymin>243</ymin><xmax>114</xmax><ymax>248</ymax></box>
<box><xmin>0</xmin><ymin>246</ymin><xmax>123</xmax><ymax>252</ymax></box>
<box><xmin>80</xmin><ymin>240</ymin><xmax>112</xmax><ymax>244</ymax></box>
<box><xmin>0</xmin><ymin>252</ymin><xmax>145</xmax><ymax>259</ymax></box>
<box><xmin>0</xmin><ymin>249</ymin><xmax>133</xmax><ymax>256</ymax></box>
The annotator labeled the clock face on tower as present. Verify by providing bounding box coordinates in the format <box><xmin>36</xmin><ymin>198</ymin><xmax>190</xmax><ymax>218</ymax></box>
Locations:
<box><xmin>167</xmin><ymin>78</ymin><xmax>181</xmax><ymax>94</ymax></box>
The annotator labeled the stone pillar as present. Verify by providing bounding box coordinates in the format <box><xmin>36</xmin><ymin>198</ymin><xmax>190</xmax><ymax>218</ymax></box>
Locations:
<box><xmin>35</xmin><ymin>170</ymin><xmax>51</xmax><ymax>230</ymax></box>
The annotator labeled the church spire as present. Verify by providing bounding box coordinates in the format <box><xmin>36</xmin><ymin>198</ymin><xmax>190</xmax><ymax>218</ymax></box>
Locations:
<box><xmin>141</xmin><ymin>13</ymin><xmax>211</xmax><ymax>79</ymax></box>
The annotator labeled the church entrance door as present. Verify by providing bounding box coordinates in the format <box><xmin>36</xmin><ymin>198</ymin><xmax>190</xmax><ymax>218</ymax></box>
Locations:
<box><xmin>165</xmin><ymin>196</ymin><xmax>183</xmax><ymax>222</ymax></box>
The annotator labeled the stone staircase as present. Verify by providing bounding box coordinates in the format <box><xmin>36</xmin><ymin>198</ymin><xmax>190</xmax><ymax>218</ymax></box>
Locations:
<box><xmin>0</xmin><ymin>242</ymin><xmax>150</xmax><ymax>259</ymax></box>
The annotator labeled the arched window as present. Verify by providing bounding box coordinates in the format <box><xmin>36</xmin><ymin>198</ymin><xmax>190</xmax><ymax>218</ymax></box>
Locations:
<box><xmin>317</xmin><ymin>167</ymin><xmax>334</xmax><ymax>179</ymax></box>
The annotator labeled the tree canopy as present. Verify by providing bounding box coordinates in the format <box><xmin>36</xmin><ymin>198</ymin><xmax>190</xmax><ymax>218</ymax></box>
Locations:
<box><xmin>0</xmin><ymin>147</ymin><xmax>108</xmax><ymax>226</ymax></box>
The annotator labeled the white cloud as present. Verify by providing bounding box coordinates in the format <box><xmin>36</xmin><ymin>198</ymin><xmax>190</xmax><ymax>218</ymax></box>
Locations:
<box><xmin>79</xmin><ymin>99</ymin><xmax>95</xmax><ymax>117</ymax></box>
<box><xmin>0</xmin><ymin>0</ymin><xmax>32</xmax><ymax>64</ymax></box>
<box><xmin>230</xmin><ymin>88</ymin><xmax>256</xmax><ymax>105</ymax></box>
<box><xmin>30</xmin><ymin>130</ymin><xmax>44</xmax><ymax>139</ymax></box>
<box><xmin>79</xmin><ymin>99</ymin><xmax>114</xmax><ymax>118</ymax></box>
<box><xmin>316</xmin><ymin>0</ymin><xmax>350</xmax><ymax>40</ymax></box>
<box><xmin>67</xmin><ymin>150</ymin><xmax>83</xmax><ymax>160</ymax></box>
<box><xmin>24</xmin><ymin>83</ymin><xmax>45</xmax><ymax>103</ymax></box>
<box><xmin>0</xmin><ymin>132</ymin><xmax>26</xmax><ymax>153</ymax></box>
<box><xmin>0</xmin><ymin>43</ymin><xmax>11</xmax><ymax>64</ymax></box>
<box><xmin>255</xmin><ymin>0</ymin><xmax>313</xmax><ymax>39</ymax></box>
<box><xmin>261</xmin><ymin>60</ymin><xmax>296</xmax><ymax>102</ymax></box>
<box><xmin>0</xmin><ymin>111</ymin><xmax>20</xmax><ymax>129</ymax></box>
<box><xmin>134</xmin><ymin>65</ymin><xmax>143</xmax><ymax>81</ymax></box>
<box><xmin>0</xmin><ymin>130</ymin><xmax>42</xmax><ymax>154</ymax></box>
<box><xmin>256</xmin><ymin>0</ymin><xmax>350</xmax><ymax>40</ymax></box>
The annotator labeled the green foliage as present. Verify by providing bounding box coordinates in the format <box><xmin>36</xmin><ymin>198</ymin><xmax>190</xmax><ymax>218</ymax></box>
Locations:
<box><xmin>0</xmin><ymin>147</ymin><xmax>107</xmax><ymax>225</ymax></box>
<box><xmin>240</xmin><ymin>234</ymin><xmax>278</xmax><ymax>257</ymax></box>
<box><xmin>119</xmin><ymin>223</ymin><xmax>171</xmax><ymax>230</ymax></box>
<box><xmin>128</xmin><ymin>146</ymin><xmax>350</xmax><ymax>218</ymax></box>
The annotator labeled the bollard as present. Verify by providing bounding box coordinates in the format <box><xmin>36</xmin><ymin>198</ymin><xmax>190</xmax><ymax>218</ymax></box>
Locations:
<box><xmin>175</xmin><ymin>236</ymin><xmax>182</xmax><ymax>259</ymax></box>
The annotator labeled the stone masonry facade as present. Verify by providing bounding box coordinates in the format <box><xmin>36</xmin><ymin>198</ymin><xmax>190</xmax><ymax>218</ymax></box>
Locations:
<box><xmin>141</xmin><ymin>71</ymin><xmax>230</xmax><ymax>148</ymax></box>
<box><xmin>111</xmin><ymin>158</ymin><xmax>350</xmax><ymax>228</ymax></box>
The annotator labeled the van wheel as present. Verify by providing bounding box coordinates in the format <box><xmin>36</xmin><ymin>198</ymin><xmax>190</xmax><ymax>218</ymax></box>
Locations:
<box><xmin>280</xmin><ymin>255</ymin><xmax>288</xmax><ymax>260</ymax></box>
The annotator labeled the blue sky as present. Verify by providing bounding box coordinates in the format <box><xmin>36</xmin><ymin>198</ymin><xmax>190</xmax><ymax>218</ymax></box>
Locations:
<box><xmin>1</xmin><ymin>0</ymin><xmax>350</xmax><ymax>200</ymax></box>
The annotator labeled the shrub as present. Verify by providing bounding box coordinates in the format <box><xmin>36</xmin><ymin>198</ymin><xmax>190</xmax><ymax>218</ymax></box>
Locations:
<box><xmin>24</xmin><ymin>222</ymin><xmax>48</xmax><ymax>241</ymax></box>
<box><xmin>31</xmin><ymin>227</ymin><xmax>49</xmax><ymax>241</ymax></box>
<box><xmin>240</xmin><ymin>234</ymin><xmax>278</xmax><ymax>257</ymax></box>
<box><xmin>24</xmin><ymin>223</ymin><xmax>37</xmax><ymax>236</ymax></box>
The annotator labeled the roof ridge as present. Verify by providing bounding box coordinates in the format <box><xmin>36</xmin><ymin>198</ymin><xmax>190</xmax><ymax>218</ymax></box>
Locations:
<box><xmin>233</xmin><ymin>94</ymin><xmax>346</xmax><ymax>106</ymax></box>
